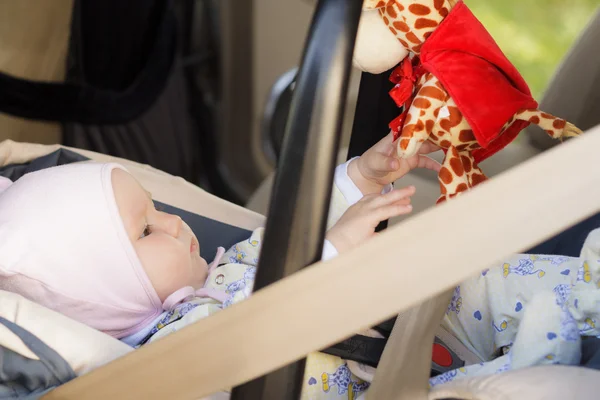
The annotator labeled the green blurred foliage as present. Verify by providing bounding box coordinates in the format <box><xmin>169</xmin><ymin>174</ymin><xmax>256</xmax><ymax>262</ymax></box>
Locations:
<box><xmin>468</xmin><ymin>0</ymin><xmax>599</xmax><ymax>99</ymax></box>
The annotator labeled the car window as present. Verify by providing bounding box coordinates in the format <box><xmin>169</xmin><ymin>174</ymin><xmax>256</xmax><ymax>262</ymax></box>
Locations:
<box><xmin>471</xmin><ymin>0</ymin><xmax>598</xmax><ymax>98</ymax></box>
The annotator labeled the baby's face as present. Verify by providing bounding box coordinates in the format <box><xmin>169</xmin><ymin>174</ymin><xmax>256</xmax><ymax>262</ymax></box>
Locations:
<box><xmin>111</xmin><ymin>169</ymin><xmax>208</xmax><ymax>301</ymax></box>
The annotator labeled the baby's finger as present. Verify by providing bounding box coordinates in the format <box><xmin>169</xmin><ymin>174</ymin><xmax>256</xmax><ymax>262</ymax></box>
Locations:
<box><xmin>393</xmin><ymin>197</ymin><xmax>412</xmax><ymax>206</ymax></box>
<box><xmin>378</xmin><ymin>193</ymin><xmax>412</xmax><ymax>207</ymax></box>
<box><xmin>368</xmin><ymin>152</ymin><xmax>400</xmax><ymax>174</ymax></box>
<box><xmin>375</xmin><ymin>202</ymin><xmax>413</xmax><ymax>221</ymax></box>
<box><xmin>418</xmin><ymin>141</ymin><xmax>441</xmax><ymax>155</ymax></box>
<box><xmin>417</xmin><ymin>155</ymin><xmax>441</xmax><ymax>173</ymax></box>
<box><xmin>374</xmin><ymin>131</ymin><xmax>396</xmax><ymax>154</ymax></box>
<box><xmin>370</xmin><ymin>186</ymin><xmax>415</xmax><ymax>207</ymax></box>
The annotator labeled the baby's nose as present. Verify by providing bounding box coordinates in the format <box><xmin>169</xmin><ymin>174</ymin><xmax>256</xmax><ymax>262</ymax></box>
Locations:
<box><xmin>160</xmin><ymin>212</ymin><xmax>182</xmax><ymax>238</ymax></box>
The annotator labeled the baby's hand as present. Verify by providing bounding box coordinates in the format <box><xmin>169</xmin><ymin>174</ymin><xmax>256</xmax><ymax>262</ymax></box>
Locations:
<box><xmin>348</xmin><ymin>132</ymin><xmax>441</xmax><ymax>195</ymax></box>
<box><xmin>326</xmin><ymin>186</ymin><xmax>415</xmax><ymax>254</ymax></box>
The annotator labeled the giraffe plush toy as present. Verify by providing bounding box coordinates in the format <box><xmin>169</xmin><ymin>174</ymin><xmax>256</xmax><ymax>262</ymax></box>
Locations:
<box><xmin>353</xmin><ymin>0</ymin><xmax>583</xmax><ymax>203</ymax></box>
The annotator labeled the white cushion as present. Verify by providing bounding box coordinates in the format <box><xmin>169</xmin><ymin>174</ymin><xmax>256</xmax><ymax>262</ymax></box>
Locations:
<box><xmin>0</xmin><ymin>290</ymin><xmax>132</xmax><ymax>376</ymax></box>
<box><xmin>429</xmin><ymin>365</ymin><xmax>600</xmax><ymax>400</ymax></box>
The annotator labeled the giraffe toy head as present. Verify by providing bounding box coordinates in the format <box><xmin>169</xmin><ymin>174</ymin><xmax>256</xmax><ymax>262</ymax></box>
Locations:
<box><xmin>353</xmin><ymin>2</ymin><xmax>409</xmax><ymax>74</ymax></box>
<box><xmin>352</xmin><ymin>0</ymin><xmax>455</xmax><ymax>74</ymax></box>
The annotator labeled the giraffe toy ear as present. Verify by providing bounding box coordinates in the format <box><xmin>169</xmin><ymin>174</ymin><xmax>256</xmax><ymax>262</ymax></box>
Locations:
<box><xmin>353</xmin><ymin>8</ymin><xmax>409</xmax><ymax>74</ymax></box>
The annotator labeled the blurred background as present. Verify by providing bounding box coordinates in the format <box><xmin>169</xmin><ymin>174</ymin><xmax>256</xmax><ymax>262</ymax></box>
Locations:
<box><xmin>471</xmin><ymin>0</ymin><xmax>597</xmax><ymax>98</ymax></box>
<box><xmin>0</xmin><ymin>0</ymin><xmax>598</xmax><ymax>217</ymax></box>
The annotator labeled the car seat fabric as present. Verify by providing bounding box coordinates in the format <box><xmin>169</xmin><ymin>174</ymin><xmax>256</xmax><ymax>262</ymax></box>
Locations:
<box><xmin>0</xmin><ymin>317</ymin><xmax>75</xmax><ymax>400</ymax></box>
<box><xmin>525</xmin><ymin>211</ymin><xmax>600</xmax><ymax>257</ymax></box>
<box><xmin>581</xmin><ymin>336</ymin><xmax>600</xmax><ymax>371</ymax></box>
<box><xmin>0</xmin><ymin>149</ymin><xmax>87</xmax><ymax>181</ymax></box>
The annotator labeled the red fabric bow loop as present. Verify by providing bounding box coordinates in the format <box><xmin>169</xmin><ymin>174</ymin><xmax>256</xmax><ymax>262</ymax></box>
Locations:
<box><xmin>388</xmin><ymin>57</ymin><xmax>425</xmax><ymax>139</ymax></box>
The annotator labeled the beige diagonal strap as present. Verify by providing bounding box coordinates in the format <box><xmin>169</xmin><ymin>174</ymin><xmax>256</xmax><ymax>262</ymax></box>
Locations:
<box><xmin>44</xmin><ymin>125</ymin><xmax>600</xmax><ymax>400</ymax></box>
<box><xmin>365</xmin><ymin>289</ymin><xmax>454</xmax><ymax>400</ymax></box>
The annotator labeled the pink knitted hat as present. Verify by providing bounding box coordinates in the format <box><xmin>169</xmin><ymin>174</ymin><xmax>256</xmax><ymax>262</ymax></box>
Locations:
<box><xmin>0</xmin><ymin>163</ymin><xmax>164</xmax><ymax>338</ymax></box>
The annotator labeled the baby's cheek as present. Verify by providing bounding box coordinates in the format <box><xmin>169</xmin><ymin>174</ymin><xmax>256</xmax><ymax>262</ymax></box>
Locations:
<box><xmin>136</xmin><ymin>238</ymin><xmax>194</xmax><ymax>299</ymax></box>
<box><xmin>162</xmin><ymin>243</ymin><xmax>196</xmax><ymax>282</ymax></box>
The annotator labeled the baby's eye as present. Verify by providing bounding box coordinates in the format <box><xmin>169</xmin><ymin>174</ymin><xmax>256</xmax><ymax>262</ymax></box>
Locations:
<box><xmin>140</xmin><ymin>225</ymin><xmax>152</xmax><ymax>239</ymax></box>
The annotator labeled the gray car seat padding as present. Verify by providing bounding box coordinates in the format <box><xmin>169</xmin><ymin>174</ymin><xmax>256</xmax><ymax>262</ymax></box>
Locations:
<box><xmin>0</xmin><ymin>318</ymin><xmax>76</xmax><ymax>399</ymax></box>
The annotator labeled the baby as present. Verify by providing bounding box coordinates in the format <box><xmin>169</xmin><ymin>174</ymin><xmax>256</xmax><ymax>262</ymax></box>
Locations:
<box><xmin>0</xmin><ymin>134</ymin><xmax>599</xmax><ymax>399</ymax></box>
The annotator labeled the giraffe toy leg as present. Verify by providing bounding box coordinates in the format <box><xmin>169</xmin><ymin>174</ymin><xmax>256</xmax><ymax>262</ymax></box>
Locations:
<box><xmin>464</xmin><ymin>151</ymin><xmax>488</xmax><ymax>188</ymax></box>
<box><xmin>514</xmin><ymin>109</ymin><xmax>583</xmax><ymax>140</ymax></box>
<box><xmin>436</xmin><ymin>146</ymin><xmax>479</xmax><ymax>204</ymax></box>
<box><xmin>396</xmin><ymin>73</ymin><xmax>448</xmax><ymax>159</ymax></box>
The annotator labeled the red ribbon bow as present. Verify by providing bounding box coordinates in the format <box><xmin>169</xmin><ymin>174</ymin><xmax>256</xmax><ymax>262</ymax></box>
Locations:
<box><xmin>388</xmin><ymin>56</ymin><xmax>426</xmax><ymax>140</ymax></box>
